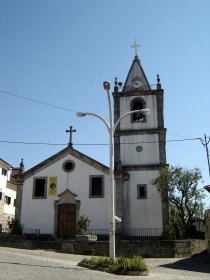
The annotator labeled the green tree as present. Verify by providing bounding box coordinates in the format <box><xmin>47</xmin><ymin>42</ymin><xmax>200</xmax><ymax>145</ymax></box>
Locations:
<box><xmin>152</xmin><ymin>166</ymin><xmax>206</xmax><ymax>239</ymax></box>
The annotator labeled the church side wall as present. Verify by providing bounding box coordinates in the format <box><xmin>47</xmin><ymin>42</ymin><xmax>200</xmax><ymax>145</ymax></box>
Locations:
<box><xmin>125</xmin><ymin>170</ymin><xmax>163</xmax><ymax>229</ymax></box>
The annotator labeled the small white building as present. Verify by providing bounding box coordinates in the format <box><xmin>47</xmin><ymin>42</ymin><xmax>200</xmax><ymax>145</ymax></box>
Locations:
<box><xmin>0</xmin><ymin>158</ymin><xmax>20</xmax><ymax>230</ymax></box>
<box><xmin>17</xmin><ymin>50</ymin><xmax>169</xmax><ymax>238</ymax></box>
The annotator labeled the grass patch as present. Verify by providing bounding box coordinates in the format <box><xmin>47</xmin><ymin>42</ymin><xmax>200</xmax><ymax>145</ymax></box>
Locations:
<box><xmin>79</xmin><ymin>256</ymin><xmax>149</xmax><ymax>274</ymax></box>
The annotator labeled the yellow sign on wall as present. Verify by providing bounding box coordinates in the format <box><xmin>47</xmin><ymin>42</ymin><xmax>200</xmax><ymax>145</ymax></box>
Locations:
<box><xmin>48</xmin><ymin>176</ymin><xmax>57</xmax><ymax>196</ymax></box>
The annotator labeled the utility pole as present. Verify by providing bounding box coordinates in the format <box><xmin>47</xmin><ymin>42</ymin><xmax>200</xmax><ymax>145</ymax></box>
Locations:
<box><xmin>200</xmin><ymin>134</ymin><xmax>210</xmax><ymax>179</ymax></box>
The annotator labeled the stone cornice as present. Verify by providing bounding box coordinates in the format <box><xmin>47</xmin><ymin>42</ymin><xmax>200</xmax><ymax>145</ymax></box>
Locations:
<box><xmin>113</xmin><ymin>89</ymin><xmax>164</xmax><ymax>98</ymax></box>
<box><xmin>114</xmin><ymin>128</ymin><xmax>167</xmax><ymax>136</ymax></box>
<box><xmin>121</xmin><ymin>163</ymin><xmax>167</xmax><ymax>171</ymax></box>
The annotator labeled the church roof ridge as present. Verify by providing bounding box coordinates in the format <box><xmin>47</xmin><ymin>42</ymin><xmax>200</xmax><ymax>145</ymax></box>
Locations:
<box><xmin>23</xmin><ymin>146</ymin><xmax>109</xmax><ymax>179</ymax></box>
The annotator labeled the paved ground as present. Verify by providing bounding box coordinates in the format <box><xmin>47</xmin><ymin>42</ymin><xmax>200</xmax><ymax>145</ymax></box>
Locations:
<box><xmin>0</xmin><ymin>246</ymin><xmax>209</xmax><ymax>279</ymax></box>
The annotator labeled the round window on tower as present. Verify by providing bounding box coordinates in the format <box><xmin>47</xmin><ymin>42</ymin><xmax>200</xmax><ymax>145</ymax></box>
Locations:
<box><xmin>62</xmin><ymin>160</ymin><xmax>75</xmax><ymax>173</ymax></box>
<box><xmin>136</xmin><ymin>146</ymin><xmax>143</xmax><ymax>152</ymax></box>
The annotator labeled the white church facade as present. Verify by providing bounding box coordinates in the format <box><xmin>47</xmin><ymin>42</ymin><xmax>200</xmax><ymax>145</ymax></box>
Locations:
<box><xmin>18</xmin><ymin>148</ymin><xmax>110</xmax><ymax>237</ymax></box>
<box><xmin>16</xmin><ymin>50</ymin><xmax>168</xmax><ymax>238</ymax></box>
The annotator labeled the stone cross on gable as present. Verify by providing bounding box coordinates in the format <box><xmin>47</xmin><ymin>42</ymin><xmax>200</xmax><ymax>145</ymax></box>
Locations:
<box><xmin>66</xmin><ymin>126</ymin><xmax>76</xmax><ymax>147</ymax></box>
<box><xmin>131</xmin><ymin>39</ymin><xmax>140</xmax><ymax>57</ymax></box>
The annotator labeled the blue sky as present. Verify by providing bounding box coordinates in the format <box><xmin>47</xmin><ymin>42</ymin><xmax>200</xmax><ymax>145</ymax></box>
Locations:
<box><xmin>0</xmin><ymin>0</ymin><xmax>210</xmax><ymax>202</ymax></box>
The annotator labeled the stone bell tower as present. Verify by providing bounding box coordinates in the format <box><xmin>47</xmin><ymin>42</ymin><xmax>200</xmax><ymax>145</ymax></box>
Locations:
<box><xmin>113</xmin><ymin>43</ymin><xmax>168</xmax><ymax>234</ymax></box>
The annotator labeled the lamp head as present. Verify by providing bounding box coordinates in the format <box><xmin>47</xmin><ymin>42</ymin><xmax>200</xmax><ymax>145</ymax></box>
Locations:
<box><xmin>140</xmin><ymin>108</ymin><xmax>150</xmax><ymax>115</ymax></box>
<box><xmin>76</xmin><ymin>112</ymin><xmax>87</xmax><ymax>118</ymax></box>
<box><xmin>103</xmin><ymin>80</ymin><xmax>110</xmax><ymax>91</ymax></box>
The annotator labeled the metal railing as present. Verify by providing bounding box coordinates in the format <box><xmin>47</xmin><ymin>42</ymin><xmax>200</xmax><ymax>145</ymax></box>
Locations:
<box><xmin>83</xmin><ymin>228</ymin><xmax>163</xmax><ymax>241</ymax></box>
<box><xmin>0</xmin><ymin>224</ymin><xmax>40</xmax><ymax>236</ymax></box>
<box><xmin>23</xmin><ymin>228</ymin><xmax>40</xmax><ymax>236</ymax></box>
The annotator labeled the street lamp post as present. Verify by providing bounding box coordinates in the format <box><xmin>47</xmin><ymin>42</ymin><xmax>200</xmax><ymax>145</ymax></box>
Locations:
<box><xmin>77</xmin><ymin>81</ymin><xmax>150</xmax><ymax>259</ymax></box>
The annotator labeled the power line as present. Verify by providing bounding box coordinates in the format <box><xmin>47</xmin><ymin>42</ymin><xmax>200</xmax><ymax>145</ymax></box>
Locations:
<box><xmin>0</xmin><ymin>137</ymin><xmax>204</xmax><ymax>146</ymax></box>
<box><xmin>0</xmin><ymin>89</ymin><xmax>77</xmax><ymax>113</ymax></box>
<box><xmin>166</xmin><ymin>137</ymin><xmax>201</xmax><ymax>143</ymax></box>
<box><xmin>0</xmin><ymin>140</ymin><xmax>67</xmax><ymax>146</ymax></box>
<box><xmin>0</xmin><ymin>89</ymin><xmax>209</xmax><ymax>149</ymax></box>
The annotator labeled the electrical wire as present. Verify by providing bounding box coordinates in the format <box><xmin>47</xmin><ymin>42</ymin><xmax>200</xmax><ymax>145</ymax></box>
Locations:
<box><xmin>0</xmin><ymin>137</ymin><xmax>205</xmax><ymax>146</ymax></box>
<box><xmin>0</xmin><ymin>89</ymin><xmax>208</xmax><ymax>146</ymax></box>
<box><xmin>0</xmin><ymin>89</ymin><xmax>77</xmax><ymax>113</ymax></box>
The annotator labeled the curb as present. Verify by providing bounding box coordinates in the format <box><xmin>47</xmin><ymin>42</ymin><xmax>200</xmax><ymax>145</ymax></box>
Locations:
<box><xmin>78</xmin><ymin>263</ymin><xmax>149</xmax><ymax>276</ymax></box>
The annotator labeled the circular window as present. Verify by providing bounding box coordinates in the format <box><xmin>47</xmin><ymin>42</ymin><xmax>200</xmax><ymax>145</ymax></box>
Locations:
<box><xmin>62</xmin><ymin>160</ymin><xmax>75</xmax><ymax>172</ymax></box>
<box><xmin>136</xmin><ymin>146</ymin><xmax>143</xmax><ymax>152</ymax></box>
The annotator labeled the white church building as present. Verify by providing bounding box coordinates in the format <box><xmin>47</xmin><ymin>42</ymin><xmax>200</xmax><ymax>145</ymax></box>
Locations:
<box><xmin>16</xmin><ymin>50</ymin><xmax>168</xmax><ymax>238</ymax></box>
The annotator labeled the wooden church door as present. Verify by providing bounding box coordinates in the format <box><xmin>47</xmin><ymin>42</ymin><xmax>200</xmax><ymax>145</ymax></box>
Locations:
<box><xmin>57</xmin><ymin>204</ymin><xmax>76</xmax><ymax>238</ymax></box>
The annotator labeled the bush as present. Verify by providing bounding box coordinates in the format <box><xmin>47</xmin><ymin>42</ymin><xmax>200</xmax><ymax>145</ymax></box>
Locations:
<box><xmin>81</xmin><ymin>256</ymin><xmax>114</xmax><ymax>267</ymax></box>
<box><xmin>79</xmin><ymin>256</ymin><xmax>148</xmax><ymax>274</ymax></box>
<box><xmin>7</xmin><ymin>218</ymin><xmax>24</xmax><ymax>235</ymax></box>
<box><xmin>77</xmin><ymin>215</ymin><xmax>91</xmax><ymax>235</ymax></box>
<box><xmin>111</xmin><ymin>256</ymin><xmax>148</xmax><ymax>273</ymax></box>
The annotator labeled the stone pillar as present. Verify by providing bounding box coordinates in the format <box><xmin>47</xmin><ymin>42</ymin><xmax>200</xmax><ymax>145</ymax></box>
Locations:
<box><xmin>15</xmin><ymin>161</ymin><xmax>24</xmax><ymax>221</ymax></box>
<box><xmin>115</xmin><ymin>171</ymin><xmax>129</xmax><ymax>232</ymax></box>
<box><xmin>15</xmin><ymin>177</ymin><xmax>24</xmax><ymax>221</ymax></box>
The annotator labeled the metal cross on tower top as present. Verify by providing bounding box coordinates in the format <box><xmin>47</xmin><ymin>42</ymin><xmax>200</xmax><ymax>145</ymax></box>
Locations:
<box><xmin>131</xmin><ymin>39</ymin><xmax>140</xmax><ymax>57</ymax></box>
<box><xmin>66</xmin><ymin>126</ymin><xmax>76</xmax><ymax>147</ymax></box>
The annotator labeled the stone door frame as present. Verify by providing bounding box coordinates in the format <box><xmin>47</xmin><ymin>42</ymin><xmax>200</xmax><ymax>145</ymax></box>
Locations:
<box><xmin>54</xmin><ymin>189</ymin><xmax>80</xmax><ymax>238</ymax></box>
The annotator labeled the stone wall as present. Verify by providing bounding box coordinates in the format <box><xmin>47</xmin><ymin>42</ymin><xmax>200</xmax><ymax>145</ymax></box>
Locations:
<box><xmin>0</xmin><ymin>234</ymin><xmax>208</xmax><ymax>258</ymax></box>
<box><xmin>62</xmin><ymin>239</ymin><xmax>207</xmax><ymax>258</ymax></box>
<box><xmin>0</xmin><ymin>234</ymin><xmax>39</xmax><ymax>249</ymax></box>
<box><xmin>0</xmin><ymin>192</ymin><xmax>15</xmax><ymax>231</ymax></box>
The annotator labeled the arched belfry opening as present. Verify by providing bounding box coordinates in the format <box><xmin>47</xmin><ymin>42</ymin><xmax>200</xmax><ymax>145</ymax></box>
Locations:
<box><xmin>131</xmin><ymin>97</ymin><xmax>146</xmax><ymax>122</ymax></box>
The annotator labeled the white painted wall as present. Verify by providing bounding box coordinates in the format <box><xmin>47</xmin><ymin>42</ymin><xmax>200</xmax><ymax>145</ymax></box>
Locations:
<box><xmin>3</xmin><ymin>183</ymin><xmax>16</xmax><ymax>215</ymax></box>
<box><xmin>0</xmin><ymin>163</ymin><xmax>16</xmax><ymax>217</ymax></box>
<box><xmin>120</xmin><ymin>134</ymin><xmax>160</xmax><ymax>165</ymax></box>
<box><xmin>0</xmin><ymin>164</ymin><xmax>9</xmax><ymax>193</ymax></box>
<box><xmin>21</xmin><ymin>153</ymin><xmax>110</xmax><ymax>234</ymax></box>
<box><xmin>126</xmin><ymin>170</ymin><xmax>162</xmax><ymax>229</ymax></box>
<box><xmin>118</xmin><ymin>94</ymin><xmax>163</xmax><ymax>230</ymax></box>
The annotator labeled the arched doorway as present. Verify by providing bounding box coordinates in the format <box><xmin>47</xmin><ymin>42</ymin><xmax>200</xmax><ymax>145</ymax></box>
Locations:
<box><xmin>54</xmin><ymin>189</ymin><xmax>80</xmax><ymax>238</ymax></box>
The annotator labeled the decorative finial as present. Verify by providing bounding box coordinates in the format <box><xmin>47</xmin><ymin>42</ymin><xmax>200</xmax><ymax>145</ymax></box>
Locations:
<box><xmin>114</xmin><ymin>77</ymin><xmax>118</xmax><ymax>93</ymax></box>
<box><xmin>19</xmin><ymin>158</ymin><xmax>24</xmax><ymax>174</ymax></box>
<box><xmin>66</xmin><ymin>126</ymin><xmax>76</xmax><ymax>147</ymax></box>
<box><xmin>157</xmin><ymin>74</ymin><xmax>161</xmax><ymax>90</ymax></box>
<box><xmin>131</xmin><ymin>39</ymin><xmax>140</xmax><ymax>57</ymax></box>
<box><xmin>115</xmin><ymin>77</ymin><xmax>118</xmax><ymax>87</ymax></box>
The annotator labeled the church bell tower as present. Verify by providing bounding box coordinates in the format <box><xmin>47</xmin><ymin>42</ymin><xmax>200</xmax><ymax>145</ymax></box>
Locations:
<box><xmin>113</xmin><ymin>43</ymin><xmax>168</xmax><ymax>233</ymax></box>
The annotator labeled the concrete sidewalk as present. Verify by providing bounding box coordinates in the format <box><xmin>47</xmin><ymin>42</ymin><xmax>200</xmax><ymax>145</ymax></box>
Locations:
<box><xmin>0</xmin><ymin>247</ymin><xmax>209</xmax><ymax>279</ymax></box>
<box><xmin>145</xmin><ymin>253</ymin><xmax>210</xmax><ymax>279</ymax></box>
